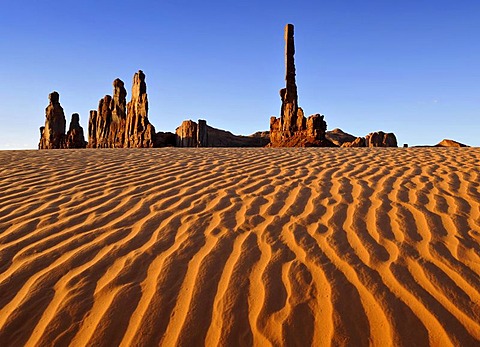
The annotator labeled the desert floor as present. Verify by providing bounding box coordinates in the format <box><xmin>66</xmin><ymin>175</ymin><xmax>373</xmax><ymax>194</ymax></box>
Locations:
<box><xmin>0</xmin><ymin>148</ymin><xmax>479</xmax><ymax>346</ymax></box>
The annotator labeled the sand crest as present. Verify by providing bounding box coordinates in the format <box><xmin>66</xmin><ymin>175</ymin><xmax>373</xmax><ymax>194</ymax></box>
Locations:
<box><xmin>0</xmin><ymin>148</ymin><xmax>479</xmax><ymax>346</ymax></box>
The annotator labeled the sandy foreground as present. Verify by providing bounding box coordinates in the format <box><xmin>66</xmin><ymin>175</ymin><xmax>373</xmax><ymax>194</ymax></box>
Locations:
<box><xmin>0</xmin><ymin>148</ymin><xmax>479</xmax><ymax>346</ymax></box>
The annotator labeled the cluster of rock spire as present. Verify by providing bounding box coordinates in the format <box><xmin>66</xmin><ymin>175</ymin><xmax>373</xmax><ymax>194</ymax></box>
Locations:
<box><xmin>38</xmin><ymin>24</ymin><xmax>398</xmax><ymax>149</ymax></box>
<box><xmin>88</xmin><ymin>71</ymin><xmax>156</xmax><ymax>148</ymax></box>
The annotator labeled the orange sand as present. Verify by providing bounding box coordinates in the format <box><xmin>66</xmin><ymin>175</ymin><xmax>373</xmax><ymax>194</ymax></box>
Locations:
<box><xmin>0</xmin><ymin>148</ymin><xmax>479</xmax><ymax>346</ymax></box>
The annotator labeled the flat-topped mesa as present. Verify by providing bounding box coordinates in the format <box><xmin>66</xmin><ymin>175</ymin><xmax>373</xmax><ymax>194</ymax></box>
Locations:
<box><xmin>65</xmin><ymin>113</ymin><xmax>87</xmax><ymax>148</ymax></box>
<box><xmin>39</xmin><ymin>91</ymin><xmax>67</xmax><ymax>149</ymax></box>
<box><xmin>269</xmin><ymin>24</ymin><xmax>332</xmax><ymax>147</ymax></box>
<box><xmin>125</xmin><ymin>70</ymin><xmax>156</xmax><ymax>148</ymax></box>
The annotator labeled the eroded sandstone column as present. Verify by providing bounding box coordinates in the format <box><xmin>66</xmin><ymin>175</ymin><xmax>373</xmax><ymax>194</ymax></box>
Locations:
<box><xmin>39</xmin><ymin>91</ymin><xmax>66</xmax><ymax>149</ymax></box>
<box><xmin>125</xmin><ymin>70</ymin><xmax>156</xmax><ymax>148</ymax></box>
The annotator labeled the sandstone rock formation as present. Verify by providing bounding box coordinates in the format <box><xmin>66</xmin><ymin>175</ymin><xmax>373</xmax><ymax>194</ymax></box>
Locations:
<box><xmin>365</xmin><ymin>131</ymin><xmax>398</xmax><ymax>147</ymax></box>
<box><xmin>269</xmin><ymin>24</ymin><xmax>334</xmax><ymax>147</ymax></box>
<box><xmin>176</xmin><ymin>119</ymin><xmax>269</xmax><ymax>147</ymax></box>
<box><xmin>88</xmin><ymin>71</ymin><xmax>156</xmax><ymax>148</ymax></box>
<box><xmin>65</xmin><ymin>113</ymin><xmax>87</xmax><ymax>148</ymax></box>
<box><xmin>39</xmin><ymin>92</ymin><xmax>67</xmax><ymax>149</ymax></box>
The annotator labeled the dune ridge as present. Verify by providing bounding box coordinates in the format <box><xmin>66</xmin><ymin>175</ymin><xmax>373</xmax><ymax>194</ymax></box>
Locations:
<box><xmin>0</xmin><ymin>148</ymin><xmax>479</xmax><ymax>346</ymax></box>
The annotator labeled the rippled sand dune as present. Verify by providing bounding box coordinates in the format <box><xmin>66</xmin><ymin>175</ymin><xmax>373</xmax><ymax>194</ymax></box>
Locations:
<box><xmin>0</xmin><ymin>148</ymin><xmax>479</xmax><ymax>346</ymax></box>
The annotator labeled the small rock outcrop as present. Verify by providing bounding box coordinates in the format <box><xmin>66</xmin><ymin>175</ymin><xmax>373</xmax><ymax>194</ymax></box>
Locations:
<box><xmin>269</xmin><ymin>24</ymin><xmax>334</xmax><ymax>147</ymax></box>
<box><xmin>39</xmin><ymin>92</ymin><xmax>66</xmax><ymax>149</ymax></box>
<box><xmin>176</xmin><ymin>119</ymin><xmax>269</xmax><ymax>147</ymax></box>
<box><xmin>435</xmin><ymin>139</ymin><xmax>468</xmax><ymax>147</ymax></box>
<box><xmin>65</xmin><ymin>113</ymin><xmax>87</xmax><ymax>148</ymax></box>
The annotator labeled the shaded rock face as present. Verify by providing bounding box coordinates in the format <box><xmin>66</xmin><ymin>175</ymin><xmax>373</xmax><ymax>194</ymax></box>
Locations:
<box><xmin>39</xmin><ymin>92</ymin><xmax>66</xmax><ymax>149</ymax></box>
<box><xmin>326</xmin><ymin>128</ymin><xmax>357</xmax><ymax>147</ymax></box>
<box><xmin>269</xmin><ymin>24</ymin><xmax>332</xmax><ymax>147</ymax></box>
<box><xmin>176</xmin><ymin>119</ymin><xmax>269</xmax><ymax>147</ymax></box>
<box><xmin>88</xmin><ymin>71</ymin><xmax>156</xmax><ymax>148</ymax></box>
<box><xmin>175</xmin><ymin>119</ymin><xmax>209</xmax><ymax>147</ymax></box>
<box><xmin>65</xmin><ymin>113</ymin><xmax>87</xmax><ymax>148</ymax></box>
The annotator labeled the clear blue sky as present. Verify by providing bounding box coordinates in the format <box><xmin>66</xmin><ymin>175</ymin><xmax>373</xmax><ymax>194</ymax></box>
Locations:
<box><xmin>1</xmin><ymin>0</ymin><xmax>479</xmax><ymax>148</ymax></box>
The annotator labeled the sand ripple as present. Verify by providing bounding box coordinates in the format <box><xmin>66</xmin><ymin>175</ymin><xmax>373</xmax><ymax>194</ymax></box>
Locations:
<box><xmin>0</xmin><ymin>148</ymin><xmax>479</xmax><ymax>346</ymax></box>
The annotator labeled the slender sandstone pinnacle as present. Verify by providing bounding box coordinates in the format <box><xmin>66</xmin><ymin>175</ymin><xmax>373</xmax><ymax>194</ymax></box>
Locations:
<box><xmin>280</xmin><ymin>23</ymin><xmax>299</xmax><ymax>135</ymax></box>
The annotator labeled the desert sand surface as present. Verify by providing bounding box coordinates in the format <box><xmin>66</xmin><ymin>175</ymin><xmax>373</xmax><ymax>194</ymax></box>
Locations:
<box><xmin>0</xmin><ymin>148</ymin><xmax>479</xmax><ymax>346</ymax></box>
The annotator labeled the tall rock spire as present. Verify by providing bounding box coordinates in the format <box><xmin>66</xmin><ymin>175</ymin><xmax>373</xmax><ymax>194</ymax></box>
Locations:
<box><xmin>280</xmin><ymin>23</ymin><xmax>299</xmax><ymax>135</ymax></box>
